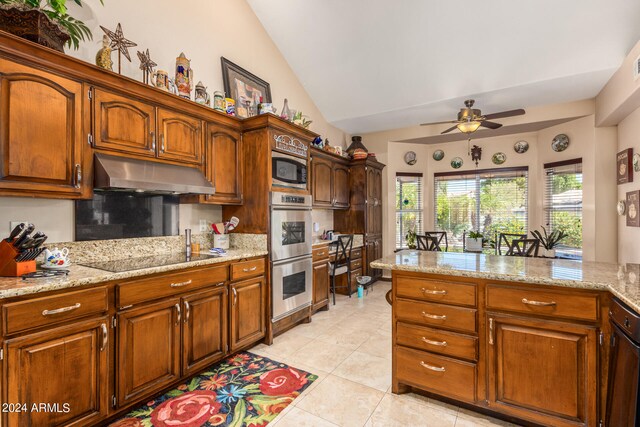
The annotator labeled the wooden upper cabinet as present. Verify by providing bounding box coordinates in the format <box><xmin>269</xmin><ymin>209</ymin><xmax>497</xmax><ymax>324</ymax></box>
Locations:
<box><xmin>487</xmin><ymin>314</ymin><xmax>597</xmax><ymax>427</ymax></box>
<box><xmin>230</xmin><ymin>276</ymin><xmax>266</xmax><ymax>351</ymax></box>
<box><xmin>4</xmin><ymin>317</ymin><xmax>109</xmax><ymax>427</ymax></box>
<box><xmin>182</xmin><ymin>286</ymin><xmax>228</xmax><ymax>376</ymax></box>
<box><xmin>312</xmin><ymin>156</ymin><xmax>333</xmax><ymax>207</ymax></box>
<box><xmin>0</xmin><ymin>58</ymin><xmax>90</xmax><ymax>198</ymax></box>
<box><xmin>157</xmin><ymin>108</ymin><xmax>203</xmax><ymax>165</ymax></box>
<box><xmin>204</xmin><ymin>124</ymin><xmax>243</xmax><ymax>204</ymax></box>
<box><xmin>333</xmin><ymin>163</ymin><xmax>350</xmax><ymax>208</ymax></box>
<box><xmin>93</xmin><ymin>88</ymin><xmax>156</xmax><ymax>157</ymax></box>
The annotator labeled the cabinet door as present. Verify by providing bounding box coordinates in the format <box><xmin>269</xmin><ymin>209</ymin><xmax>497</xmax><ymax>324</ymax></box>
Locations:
<box><xmin>93</xmin><ymin>88</ymin><xmax>156</xmax><ymax>157</ymax></box>
<box><xmin>333</xmin><ymin>164</ymin><xmax>350</xmax><ymax>209</ymax></box>
<box><xmin>365</xmin><ymin>240</ymin><xmax>376</xmax><ymax>278</ymax></box>
<box><xmin>204</xmin><ymin>124</ymin><xmax>243</xmax><ymax>204</ymax></box>
<box><xmin>312</xmin><ymin>260</ymin><xmax>330</xmax><ymax>310</ymax></box>
<box><xmin>606</xmin><ymin>324</ymin><xmax>640</xmax><ymax>427</ymax></box>
<box><xmin>117</xmin><ymin>299</ymin><xmax>181</xmax><ymax>406</ymax></box>
<box><xmin>5</xmin><ymin>318</ymin><xmax>109</xmax><ymax>427</ymax></box>
<box><xmin>312</xmin><ymin>156</ymin><xmax>333</xmax><ymax>207</ymax></box>
<box><xmin>230</xmin><ymin>277</ymin><xmax>266</xmax><ymax>351</ymax></box>
<box><xmin>157</xmin><ymin>108</ymin><xmax>203</xmax><ymax>165</ymax></box>
<box><xmin>182</xmin><ymin>286</ymin><xmax>228</xmax><ymax>376</ymax></box>
<box><xmin>0</xmin><ymin>59</ymin><xmax>90</xmax><ymax>198</ymax></box>
<box><xmin>487</xmin><ymin>314</ymin><xmax>597</xmax><ymax>427</ymax></box>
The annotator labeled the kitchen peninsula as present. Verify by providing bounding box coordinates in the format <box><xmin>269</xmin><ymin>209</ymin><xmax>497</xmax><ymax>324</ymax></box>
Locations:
<box><xmin>371</xmin><ymin>250</ymin><xmax>640</xmax><ymax>427</ymax></box>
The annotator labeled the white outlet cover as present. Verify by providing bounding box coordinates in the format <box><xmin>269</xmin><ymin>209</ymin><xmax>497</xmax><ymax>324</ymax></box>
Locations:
<box><xmin>199</xmin><ymin>219</ymin><xmax>208</xmax><ymax>232</ymax></box>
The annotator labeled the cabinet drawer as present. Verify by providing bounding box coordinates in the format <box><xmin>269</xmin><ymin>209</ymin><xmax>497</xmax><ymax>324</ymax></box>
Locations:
<box><xmin>396</xmin><ymin>276</ymin><xmax>476</xmax><ymax>307</ymax></box>
<box><xmin>231</xmin><ymin>258</ymin><xmax>265</xmax><ymax>281</ymax></box>
<box><xmin>352</xmin><ymin>248</ymin><xmax>362</xmax><ymax>259</ymax></box>
<box><xmin>313</xmin><ymin>245</ymin><xmax>330</xmax><ymax>262</ymax></box>
<box><xmin>3</xmin><ymin>287</ymin><xmax>108</xmax><ymax>335</ymax></box>
<box><xmin>396</xmin><ymin>322</ymin><xmax>477</xmax><ymax>361</ymax></box>
<box><xmin>396</xmin><ymin>345</ymin><xmax>476</xmax><ymax>403</ymax></box>
<box><xmin>350</xmin><ymin>268</ymin><xmax>363</xmax><ymax>283</ymax></box>
<box><xmin>396</xmin><ymin>298</ymin><xmax>477</xmax><ymax>333</ymax></box>
<box><xmin>609</xmin><ymin>297</ymin><xmax>640</xmax><ymax>341</ymax></box>
<box><xmin>486</xmin><ymin>284</ymin><xmax>599</xmax><ymax>322</ymax></box>
<box><xmin>118</xmin><ymin>265</ymin><xmax>228</xmax><ymax>308</ymax></box>
<box><xmin>350</xmin><ymin>258</ymin><xmax>362</xmax><ymax>270</ymax></box>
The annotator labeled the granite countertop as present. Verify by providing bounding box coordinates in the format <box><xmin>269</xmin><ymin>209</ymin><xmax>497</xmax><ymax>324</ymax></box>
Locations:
<box><xmin>371</xmin><ymin>250</ymin><xmax>640</xmax><ymax>313</ymax></box>
<box><xmin>0</xmin><ymin>249</ymin><xmax>268</xmax><ymax>300</ymax></box>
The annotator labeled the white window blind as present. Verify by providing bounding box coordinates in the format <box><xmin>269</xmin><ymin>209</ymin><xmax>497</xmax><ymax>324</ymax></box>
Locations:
<box><xmin>396</xmin><ymin>173</ymin><xmax>423</xmax><ymax>249</ymax></box>
<box><xmin>544</xmin><ymin>159</ymin><xmax>582</xmax><ymax>259</ymax></box>
<box><xmin>434</xmin><ymin>167</ymin><xmax>528</xmax><ymax>250</ymax></box>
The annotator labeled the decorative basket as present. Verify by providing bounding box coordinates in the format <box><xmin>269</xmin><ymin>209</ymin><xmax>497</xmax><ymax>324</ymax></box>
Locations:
<box><xmin>0</xmin><ymin>7</ymin><xmax>70</xmax><ymax>52</ymax></box>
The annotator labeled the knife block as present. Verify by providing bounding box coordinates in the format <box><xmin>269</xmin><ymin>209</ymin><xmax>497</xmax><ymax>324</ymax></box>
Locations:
<box><xmin>0</xmin><ymin>240</ymin><xmax>35</xmax><ymax>277</ymax></box>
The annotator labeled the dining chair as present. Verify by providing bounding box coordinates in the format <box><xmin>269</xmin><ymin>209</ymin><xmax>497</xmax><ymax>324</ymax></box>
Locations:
<box><xmin>416</xmin><ymin>235</ymin><xmax>437</xmax><ymax>251</ymax></box>
<box><xmin>329</xmin><ymin>234</ymin><xmax>354</xmax><ymax>304</ymax></box>
<box><xmin>505</xmin><ymin>238</ymin><xmax>540</xmax><ymax>257</ymax></box>
<box><xmin>498</xmin><ymin>233</ymin><xmax>528</xmax><ymax>255</ymax></box>
<box><xmin>424</xmin><ymin>231</ymin><xmax>448</xmax><ymax>251</ymax></box>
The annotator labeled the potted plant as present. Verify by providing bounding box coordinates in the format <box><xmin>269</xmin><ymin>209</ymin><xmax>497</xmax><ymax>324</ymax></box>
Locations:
<box><xmin>405</xmin><ymin>229</ymin><xmax>417</xmax><ymax>250</ymax></box>
<box><xmin>465</xmin><ymin>231</ymin><xmax>484</xmax><ymax>252</ymax></box>
<box><xmin>0</xmin><ymin>0</ymin><xmax>103</xmax><ymax>52</ymax></box>
<box><xmin>531</xmin><ymin>226</ymin><xmax>567</xmax><ymax>258</ymax></box>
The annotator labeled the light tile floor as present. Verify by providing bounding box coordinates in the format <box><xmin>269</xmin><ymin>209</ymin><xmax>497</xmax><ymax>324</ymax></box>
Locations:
<box><xmin>250</xmin><ymin>282</ymin><xmax>521</xmax><ymax>427</ymax></box>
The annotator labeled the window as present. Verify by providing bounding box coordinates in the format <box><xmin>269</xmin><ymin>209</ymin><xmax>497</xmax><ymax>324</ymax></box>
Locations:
<box><xmin>434</xmin><ymin>167</ymin><xmax>528</xmax><ymax>250</ymax></box>
<box><xmin>396</xmin><ymin>173</ymin><xmax>423</xmax><ymax>249</ymax></box>
<box><xmin>544</xmin><ymin>159</ymin><xmax>582</xmax><ymax>259</ymax></box>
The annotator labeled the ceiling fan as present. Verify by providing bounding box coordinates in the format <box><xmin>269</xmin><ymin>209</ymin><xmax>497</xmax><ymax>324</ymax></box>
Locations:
<box><xmin>421</xmin><ymin>99</ymin><xmax>525</xmax><ymax>135</ymax></box>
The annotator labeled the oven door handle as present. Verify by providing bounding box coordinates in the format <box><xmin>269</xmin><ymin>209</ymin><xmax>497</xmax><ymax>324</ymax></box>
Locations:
<box><xmin>271</xmin><ymin>254</ymin><xmax>313</xmax><ymax>266</ymax></box>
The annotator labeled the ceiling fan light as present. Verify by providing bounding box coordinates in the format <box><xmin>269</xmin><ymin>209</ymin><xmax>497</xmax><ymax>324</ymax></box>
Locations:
<box><xmin>457</xmin><ymin>121</ymin><xmax>481</xmax><ymax>134</ymax></box>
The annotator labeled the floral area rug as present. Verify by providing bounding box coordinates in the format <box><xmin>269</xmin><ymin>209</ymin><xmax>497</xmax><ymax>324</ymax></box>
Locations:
<box><xmin>110</xmin><ymin>352</ymin><xmax>317</xmax><ymax>427</ymax></box>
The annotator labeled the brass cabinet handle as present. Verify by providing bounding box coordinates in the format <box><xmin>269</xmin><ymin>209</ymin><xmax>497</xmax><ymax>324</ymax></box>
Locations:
<box><xmin>215</xmin><ymin>282</ymin><xmax>225</xmax><ymax>287</ymax></box>
<box><xmin>100</xmin><ymin>323</ymin><xmax>108</xmax><ymax>352</ymax></box>
<box><xmin>150</xmin><ymin>131</ymin><xmax>156</xmax><ymax>151</ymax></box>
<box><xmin>421</xmin><ymin>288</ymin><xmax>447</xmax><ymax>295</ymax></box>
<box><xmin>161</xmin><ymin>134</ymin><xmax>166</xmax><ymax>153</ymax></box>
<box><xmin>521</xmin><ymin>298</ymin><xmax>556</xmax><ymax>307</ymax></box>
<box><xmin>489</xmin><ymin>318</ymin><xmax>494</xmax><ymax>345</ymax></box>
<box><xmin>316</xmin><ymin>252</ymin><xmax>325</xmax><ymax>256</ymax></box>
<box><xmin>421</xmin><ymin>311</ymin><xmax>447</xmax><ymax>320</ymax></box>
<box><xmin>242</xmin><ymin>266</ymin><xmax>257</xmax><ymax>272</ymax></box>
<box><xmin>233</xmin><ymin>287</ymin><xmax>238</xmax><ymax>306</ymax></box>
<box><xmin>420</xmin><ymin>361</ymin><xmax>446</xmax><ymax>372</ymax></box>
<box><xmin>175</xmin><ymin>303</ymin><xmax>181</xmax><ymax>324</ymax></box>
<box><xmin>422</xmin><ymin>337</ymin><xmax>447</xmax><ymax>347</ymax></box>
<box><xmin>170</xmin><ymin>279</ymin><xmax>192</xmax><ymax>288</ymax></box>
<box><xmin>74</xmin><ymin>164</ymin><xmax>82</xmax><ymax>189</ymax></box>
<box><xmin>184</xmin><ymin>301</ymin><xmax>190</xmax><ymax>324</ymax></box>
<box><xmin>42</xmin><ymin>303</ymin><xmax>81</xmax><ymax>316</ymax></box>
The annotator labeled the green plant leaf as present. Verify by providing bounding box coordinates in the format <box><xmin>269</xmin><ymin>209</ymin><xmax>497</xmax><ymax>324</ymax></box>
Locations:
<box><xmin>165</xmin><ymin>388</ymin><xmax>184</xmax><ymax>398</ymax></box>
<box><xmin>187</xmin><ymin>377</ymin><xmax>200</xmax><ymax>391</ymax></box>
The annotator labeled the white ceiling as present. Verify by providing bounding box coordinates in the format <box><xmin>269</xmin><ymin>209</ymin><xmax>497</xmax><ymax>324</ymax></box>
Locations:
<box><xmin>247</xmin><ymin>0</ymin><xmax>640</xmax><ymax>134</ymax></box>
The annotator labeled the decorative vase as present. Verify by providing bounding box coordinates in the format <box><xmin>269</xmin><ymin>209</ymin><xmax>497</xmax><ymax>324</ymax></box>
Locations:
<box><xmin>465</xmin><ymin>237</ymin><xmax>483</xmax><ymax>252</ymax></box>
<box><xmin>280</xmin><ymin>98</ymin><xmax>291</xmax><ymax>121</ymax></box>
<box><xmin>95</xmin><ymin>35</ymin><xmax>113</xmax><ymax>71</ymax></box>
<box><xmin>175</xmin><ymin>52</ymin><xmax>193</xmax><ymax>99</ymax></box>
<box><xmin>542</xmin><ymin>248</ymin><xmax>556</xmax><ymax>258</ymax></box>
<box><xmin>0</xmin><ymin>7</ymin><xmax>70</xmax><ymax>53</ymax></box>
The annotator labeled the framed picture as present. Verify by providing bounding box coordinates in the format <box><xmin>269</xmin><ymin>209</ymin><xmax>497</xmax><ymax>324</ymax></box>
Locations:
<box><xmin>626</xmin><ymin>190</ymin><xmax>640</xmax><ymax>227</ymax></box>
<box><xmin>221</xmin><ymin>57</ymin><xmax>271</xmax><ymax>119</ymax></box>
<box><xmin>617</xmin><ymin>148</ymin><xmax>633</xmax><ymax>184</ymax></box>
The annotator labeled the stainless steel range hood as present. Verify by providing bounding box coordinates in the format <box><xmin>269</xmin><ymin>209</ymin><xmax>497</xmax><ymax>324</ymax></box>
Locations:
<box><xmin>94</xmin><ymin>153</ymin><xmax>215</xmax><ymax>195</ymax></box>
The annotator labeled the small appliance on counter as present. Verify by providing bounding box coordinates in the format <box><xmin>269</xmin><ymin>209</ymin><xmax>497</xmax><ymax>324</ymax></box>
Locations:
<box><xmin>0</xmin><ymin>223</ymin><xmax>48</xmax><ymax>277</ymax></box>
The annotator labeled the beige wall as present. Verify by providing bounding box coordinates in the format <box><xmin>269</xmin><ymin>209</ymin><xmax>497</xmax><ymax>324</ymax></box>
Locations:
<box><xmin>363</xmin><ymin>107</ymin><xmax>618</xmax><ymax>263</ymax></box>
<box><xmin>0</xmin><ymin>0</ymin><xmax>347</xmax><ymax>243</ymax></box>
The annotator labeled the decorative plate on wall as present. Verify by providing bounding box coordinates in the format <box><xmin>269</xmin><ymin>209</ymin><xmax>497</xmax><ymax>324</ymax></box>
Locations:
<box><xmin>433</xmin><ymin>150</ymin><xmax>445</xmax><ymax>161</ymax></box>
<box><xmin>404</xmin><ymin>151</ymin><xmax>417</xmax><ymax>165</ymax></box>
<box><xmin>634</xmin><ymin>153</ymin><xmax>640</xmax><ymax>172</ymax></box>
<box><xmin>617</xmin><ymin>200</ymin><xmax>627</xmax><ymax>216</ymax></box>
<box><xmin>514</xmin><ymin>140</ymin><xmax>529</xmax><ymax>154</ymax></box>
<box><xmin>552</xmin><ymin>134</ymin><xmax>570</xmax><ymax>152</ymax></box>
<box><xmin>492</xmin><ymin>152</ymin><xmax>507</xmax><ymax>165</ymax></box>
<box><xmin>451</xmin><ymin>157</ymin><xmax>463</xmax><ymax>169</ymax></box>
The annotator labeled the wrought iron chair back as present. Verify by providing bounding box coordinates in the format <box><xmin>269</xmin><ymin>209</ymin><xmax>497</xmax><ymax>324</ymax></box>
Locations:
<box><xmin>505</xmin><ymin>238</ymin><xmax>540</xmax><ymax>257</ymax></box>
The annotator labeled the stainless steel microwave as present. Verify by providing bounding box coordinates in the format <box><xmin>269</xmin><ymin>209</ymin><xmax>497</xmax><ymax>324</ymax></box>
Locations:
<box><xmin>272</xmin><ymin>152</ymin><xmax>308</xmax><ymax>190</ymax></box>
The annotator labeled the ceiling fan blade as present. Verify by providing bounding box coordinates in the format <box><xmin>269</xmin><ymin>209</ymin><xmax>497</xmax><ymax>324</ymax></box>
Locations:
<box><xmin>483</xmin><ymin>109</ymin><xmax>525</xmax><ymax>120</ymax></box>
<box><xmin>441</xmin><ymin>125</ymin><xmax>459</xmax><ymax>134</ymax></box>
<box><xmin>421</xmin><ymin>120</ymin><xmax>457</xmax><ymax>126</ymax></box>
<box><xmin>480</xmin><ymin>120</ymin><xmax>503</xmax><ymax>130</ymax></box>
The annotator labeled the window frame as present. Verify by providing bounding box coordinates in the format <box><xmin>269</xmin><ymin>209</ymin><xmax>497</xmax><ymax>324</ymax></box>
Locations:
<box><xmin>396</xmin><ymin>172</ymin><xmax>424</xmax><ymax>249</ymax></box>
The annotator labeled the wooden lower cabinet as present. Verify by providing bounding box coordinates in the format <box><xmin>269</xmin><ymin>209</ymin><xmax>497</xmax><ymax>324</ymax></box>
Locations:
<box><xmin>230</xmin><ymin>277</ymin><xmax>266</xmax><ymax>351</ymax></box>
<box><xmin>117</xmin><ymin>298</ymin><xmax>181</xmax><ymax>406</ymax></box>
<box><xmin>182</xmin><ymin>286</ymin><xmax>228</xmax><ymax>376</ymax></box>
<box><xmin>312</xmin><ymin>259</ymin><xmax>330</xmax><ymax>311</ymax></box>
<box><xmin>365</xmin><ymin>237</ymin><xmax>383</xmax><ymax>281</ymax></box>
<box><xmin>4</xmin><ymin>317</ymin><xmax>109</xmax><ymax>427</ymax></box>
<box><xmin>487</xmin><ymin>314</ymin><xmax>597</xmax><ymax>427</ymax></box>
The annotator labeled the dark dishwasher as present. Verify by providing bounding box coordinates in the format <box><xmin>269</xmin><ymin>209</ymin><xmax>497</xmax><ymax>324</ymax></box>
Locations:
<box><xmin>606</xmin><ymin>297</ymin><xmax>640</xmax><ymax>426</ymax></box>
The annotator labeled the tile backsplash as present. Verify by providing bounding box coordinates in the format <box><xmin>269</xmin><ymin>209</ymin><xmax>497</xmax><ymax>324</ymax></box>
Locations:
<box><xmin>312</xmin><ymin>209</ymin><xmax>334</xmax><ymax>239</ymax></box>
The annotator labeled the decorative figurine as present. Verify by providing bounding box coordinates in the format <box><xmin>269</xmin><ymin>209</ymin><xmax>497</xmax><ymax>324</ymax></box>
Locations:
<box><xmin>175</xmin><ymin>52</ymin><xmax>193</xmax><ymax>99</ymax></box>
<box><xmin>137</xmin><ymin>49</ymin><xmax>157</xmax><ymax>85</ymax></box>
<box><xmin>100</xmin><ymin>23</ymin><xmax>137</xmax><ymax>74</ymax></box>
<box><xmin>471</xmin><ymin>145</ymin><xmax>482</xmax><ymax>166</ymax></box>
<box><xmin>95</xmin><ymin>35</ymin><xmax>113</xmax><ymax>71</ymax></box>
<box><xmin>152</xmin><ymin>70</ymin><xmax>170</xmax><ymax>91</ymax></box>
<box><xmin>280</xmin><ymin>98</ymin><xmax>292</xmax><ymax>121</ymax></box>
<box><xmin>194</xmin><ymin>81</ymin><xmax>211</xmax><ymax>106</ymax></box>
<box><xmin>213</xmin><ymin>91</ymin><xmax>225</xmax><ymax>112</ymax></box>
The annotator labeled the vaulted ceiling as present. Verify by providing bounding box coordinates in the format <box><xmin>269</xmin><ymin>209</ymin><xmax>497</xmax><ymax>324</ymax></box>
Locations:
<box><xmin>247</xmin><ymin>0</ymin><xmax>640</xmax><ymax>134</ymax></box>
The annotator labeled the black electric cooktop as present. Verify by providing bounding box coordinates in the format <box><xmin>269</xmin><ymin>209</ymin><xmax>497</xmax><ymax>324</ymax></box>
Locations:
<box><xmin>80</xmin><ymin>253</ymin><xmax>216</xmax><ymax>273</ymax></box>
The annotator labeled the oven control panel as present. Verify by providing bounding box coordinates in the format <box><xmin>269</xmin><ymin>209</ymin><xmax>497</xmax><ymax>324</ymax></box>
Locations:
<box><xmin>270</xmin><ymin>191</ymin><xmax>312</xmax><ymax>209</ymax></box>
